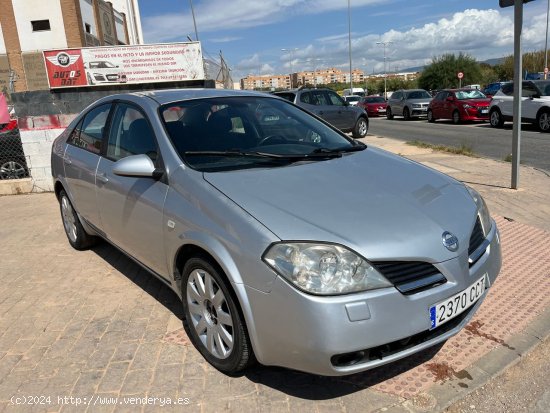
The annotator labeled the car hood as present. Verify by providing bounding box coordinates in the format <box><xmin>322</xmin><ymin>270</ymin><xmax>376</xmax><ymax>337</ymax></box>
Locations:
<box><xmin>459</xmin><ymin>99</ymin><xmax>491</xmax><ymax>106</ymax></box>
<box><xmin>203</xmin><ymin>148</ymin><xmax>476</xmax><ymax>262</ymax></box>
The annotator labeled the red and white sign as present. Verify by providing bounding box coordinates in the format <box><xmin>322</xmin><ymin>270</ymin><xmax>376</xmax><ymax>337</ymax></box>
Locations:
<box><xmin>43</xmin><ymin>42</ymin><xmax>204</xmax><ymax>89</ymax></box>
<box><xmin>457</xmin><ymin>72</ymin><xmax>464</xmax><ymax>79</ymax></box>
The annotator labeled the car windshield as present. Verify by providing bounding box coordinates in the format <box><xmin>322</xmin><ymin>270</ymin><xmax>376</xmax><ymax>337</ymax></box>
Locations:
<box><xmin>455</xmin><ymin>90</ymin><xmax>486</xmax><ymax>100</ymax></box>
<box><xmin>161</xmin><ymin>96</ymin><xmax>362</xmax><ymax>172</ymax></box>
<box><xmin>406</xmin><ymin>91</ymin><xmax>432</xmax><ymax>99</ymax></box>
<box><xmin>365</xmin><ymin>97</ymin><xmax>385</xmax><ymax>103</ymax></box>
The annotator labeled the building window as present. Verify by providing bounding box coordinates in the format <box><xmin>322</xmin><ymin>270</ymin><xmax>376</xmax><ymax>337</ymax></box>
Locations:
<box><xmin>85</xmin><ymin>23</ymin><xmax>91</xmax><ymax>34</ymax></box>
<box><xmin>31</xmin><ymin>20</ymin><xmax>51</xmax><ymax>32</ymax></box>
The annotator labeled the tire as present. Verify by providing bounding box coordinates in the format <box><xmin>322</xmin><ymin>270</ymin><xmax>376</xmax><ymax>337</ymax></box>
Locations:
<box><xmin>403</xmin><ymin>107</ymin><xmax>411</xmax><ymax>120</ymax></box>
<box><xmin>536</xmin><ymin>110</ymin><xmax>550</xmax><ymax>132</ymax></box>
<box><xmin>386</xmin><ymin>107</ymin><xmax>394</xmax><ymax>120</ymax></box>
<box><xmin>0</xmin><ymin>159</ymin><xmax>28</xmax><ymax>180</ymax></box>
<box><xmin>182</xmin><ymin>256</ymin><xmax>253</xmax><ymax>375</ymax></box>
<box><xmin>352</xmin><ymin>117</ymin><xmax>368</xmax><ymax>139</ymax></box>
<box><xmin>489</xmin><ymin>108</ymin><xmax>504</xmax><ymax>128</ymax></box>
<box><xmin>427</xmin><ymin>109</ymin><xmax>435</xmax><ymax>123</ymax></box>
<box><xmin>59</xmin><ymin>190</ymin><xmax>97</xmax><ymax>250</ymax></box>
<box><xmin>452</xmin><ymin>110</ymin><xmax>461</xmax><ymax>125</ymax></box>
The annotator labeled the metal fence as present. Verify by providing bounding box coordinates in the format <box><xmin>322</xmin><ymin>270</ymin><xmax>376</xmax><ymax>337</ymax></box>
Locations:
<box><xmin>0</xmin><ymin>122</ymin><xmax>30</xmax><ymax>180</ymax></box>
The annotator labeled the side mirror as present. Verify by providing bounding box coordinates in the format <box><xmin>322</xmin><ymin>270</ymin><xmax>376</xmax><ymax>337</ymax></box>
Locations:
<box><xmin>343</xmin><ymin>100</ymin><xmax>349</xmax><ymax>106</ymax></box>
<box><xmin>112</xmin><ymin>154</ymin><xmax>162</xmax><ymax>179</ymax></box>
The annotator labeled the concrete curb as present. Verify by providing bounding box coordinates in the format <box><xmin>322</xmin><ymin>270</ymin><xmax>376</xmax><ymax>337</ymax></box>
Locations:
<box><xmin>392</xmin><ymin>306</ymin><xmax>550</xmax><ymax>413</ymax></box>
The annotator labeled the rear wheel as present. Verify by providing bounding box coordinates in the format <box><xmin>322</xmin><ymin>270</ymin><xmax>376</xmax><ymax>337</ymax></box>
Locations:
<box><xmin>403</xmin><ymin>107</ymin><xmax>411</xmax><ymax>120</ymax></box>
<box><xmin>59</xmin><ymin>190</ymin><xmax>97</xmax><ymax>250</ymax></box>
<box><xmin>386</xmin><ymin>107</ymin><xmax>394</xmax><ymax>120</ymax></box>
<box><xmin>182</xmin><ymin>256</ymin><xmax>253</xmax><ymax>375</ymax></box>
<box><xmin>489</xmin><ymin>109</ymin><xmax>504</xmax><ymax>128</ymax></box>
<box><xmin>427</xmin><ymin>109</ymin><xmax>435</xmax><ymax>123</ymax></box>
<box><xmin>352</xmin><ymin>117</ymin><xmax>368</xmax><ymax>138</ymax></box>
<box><xmin>0</xmin><ymin>160</ymin><xmax>27</xmax><ymax>180</ymax></box>
<box><xmin>537</xmin><ymin>110</ymin><xmax>550</xmax><ymax>132</ymax></box>
<box><xmin>452</xmin><ymin>110</ymin><xmax>461</xmax><ymax>124</ymax></box>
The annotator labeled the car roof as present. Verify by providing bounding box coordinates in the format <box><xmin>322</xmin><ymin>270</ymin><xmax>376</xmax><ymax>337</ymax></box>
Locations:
<box><xmin>101</xmin><ymin>88</ymin><xmax>273</xmax><ymax>106</ymax></box>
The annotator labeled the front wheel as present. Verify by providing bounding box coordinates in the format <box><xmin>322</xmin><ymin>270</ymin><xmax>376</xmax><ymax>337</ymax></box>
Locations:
<box><xmin>489</xmin><ymin>109</ymin><xmax>504</xmax><ymax>128</ymax></box>
<box><xmin>386</xmin><ymin>107</ymin><xmax>394</xmax><ymax>120</ymax></box>
<box><xmin>403</xmin><ymin>107</ymin><xmax>411</xmax><ymax>120</ymax></box>
<box><xmin>182</xmin><ymin>257</ymin><xmax>253</xmax><ymax>375</ymax></box>
<box><xmin>452</xmin><ymin>110</ymin><xmax>461</xmax><ymax>125</ymax></box>
<box><xmin>59</xmin><ymin>190</ymin><xmax>97</xmax><ymax>250</ymax></box>
<box><xmin>352</xmin><ymin>117</ymin><xmax>368</xmax><ymax>138</ymax></box>
<box><xmin>427</xmin><ymin>109</ymin><xmax>435</xmax><ymax>123</ymax></box>
<box><xmin>537</xmin><ymin>110</ymin><xmax>550</xmax><ymax>132</ymax></box>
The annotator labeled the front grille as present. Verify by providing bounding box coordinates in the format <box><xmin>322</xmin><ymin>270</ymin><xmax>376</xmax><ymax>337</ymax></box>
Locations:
<box><xmin>468</xmin><ymin>217</ymin><xmax>485</xmax><ymax>256</ymax></box>
<box><xmin>372</xmin><ymin>261</ymin><xmax>446</xmax><ymax>295</ymax></box>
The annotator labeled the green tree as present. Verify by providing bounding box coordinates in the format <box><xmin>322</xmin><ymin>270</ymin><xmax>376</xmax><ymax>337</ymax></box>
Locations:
<box><xmin>494</xmin><ymin>50</ymin><xmax>546</xmax><ymax>80</ymax></box>
<box><xmin>418</xmin><ymin>53</ymin><xmax>482</xmax><ymax>90</ymax></box>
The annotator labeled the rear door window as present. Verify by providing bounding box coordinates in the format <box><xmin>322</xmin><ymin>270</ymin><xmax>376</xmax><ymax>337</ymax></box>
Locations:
<box><xmin>67</xmin><ymin>104</ymin><xmax>111</xmax><ymax>154</ymax></box>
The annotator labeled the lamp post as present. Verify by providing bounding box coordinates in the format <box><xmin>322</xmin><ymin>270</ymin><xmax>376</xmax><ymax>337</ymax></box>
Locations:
<box><xmin>347</xmin><ymin>0</ymin><xmax>353</xmax><ymax>90</ymax></box>
<box><xmin>189</xmin><ymin>0</ymin><xmax>199</xmax><ymax>41</ymax></box>
<box><xmin>281</xmin><ymin>48</ymin><xmax>298</xmax><ymax>89</ymax></box>
<box><xmin>376</xmin><ymin>41</ymin><xmax>393</xmax><ymax>99</ymax></box>
<box><xmin>545</xmin><ymin>0</ymin><xmax>549</xmax><ymax>79</ymax></box>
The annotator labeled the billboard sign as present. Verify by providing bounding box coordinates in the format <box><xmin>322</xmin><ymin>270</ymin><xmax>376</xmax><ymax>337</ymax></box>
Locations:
<box><xmin>43</xmin><ymin>42</ymin><xmax>204</xmax><ymax>89</ymax></box>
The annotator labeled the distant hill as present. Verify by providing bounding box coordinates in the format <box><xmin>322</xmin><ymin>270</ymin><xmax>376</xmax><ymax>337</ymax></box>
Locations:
<box><xmin>387</xmin><ymin>57</ymin><xmax>506</xmax><ymax>75</ymax></box>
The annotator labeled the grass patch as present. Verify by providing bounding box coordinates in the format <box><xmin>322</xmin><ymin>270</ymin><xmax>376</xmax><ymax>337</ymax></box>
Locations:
<box><xmin>406</xmin><ymin>140</ymin><xmax>476</xmax><ymax>157</ymax></box>
<box><xmin>503</xmin><ymin>154</ymin><xmax>526</xmax><ymax>164</ymax></box>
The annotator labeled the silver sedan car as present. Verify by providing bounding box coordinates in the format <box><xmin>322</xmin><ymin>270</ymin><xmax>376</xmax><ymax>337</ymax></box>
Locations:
<box><xmin>51</xmin><ymin>89</ymin><xmax>501</xmax><ymax>376</ymax></box>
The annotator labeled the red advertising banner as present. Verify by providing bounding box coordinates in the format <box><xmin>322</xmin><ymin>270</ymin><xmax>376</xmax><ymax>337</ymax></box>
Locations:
<box><xmin>43</xmin><ymin>50</ymin><xmax>87</xmax><ymax>88</ymax></box>
<box><xmin>43</xmin><ymin>42</ymin><xmax>205</xmax><ymax>89</ymax></box>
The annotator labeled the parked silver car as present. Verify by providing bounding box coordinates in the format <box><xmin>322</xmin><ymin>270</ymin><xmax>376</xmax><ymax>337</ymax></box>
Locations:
<box><xmin>387</xmin><ymin>89</ymin><xmax>433</xmax><ymax>120</ymax></box>
<box><xmin>51</xmin><ymin>89</ymin><xmax>501</xmax><ymax>376</ymax></box>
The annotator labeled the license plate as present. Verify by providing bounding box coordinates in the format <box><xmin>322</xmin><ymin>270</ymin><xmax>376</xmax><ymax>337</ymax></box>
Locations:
<box><xmin>481</xmin><ymin>109</ymin><xmax>488</xmax><ymax>114</ymax></box>
<box><xmin>429</xmin><ymin>275</ymin><xmax>486</xmax><ymax>329</ymax></box>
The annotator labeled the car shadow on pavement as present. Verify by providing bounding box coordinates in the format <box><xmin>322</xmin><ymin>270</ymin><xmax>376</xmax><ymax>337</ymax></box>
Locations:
<box><xmin>244</xmin><ymin>342</ymin><xmax>444</xmax><ymax>399</ymax></box>
<box><xmin>91</xmin><ymin>242</ymin><xmax>185</xmax><ymax>321</ymax></box>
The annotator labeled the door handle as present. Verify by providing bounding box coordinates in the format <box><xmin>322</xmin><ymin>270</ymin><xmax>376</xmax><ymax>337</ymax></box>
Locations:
<box><xmin>63</xmin><ymin>156</ymin><xmax>72</xmax><ymax>165</ymax></box>
<box><xmin>97</xmin><ymin>173</ymin><xmax>109</xmax><ymax>184</ymax></box>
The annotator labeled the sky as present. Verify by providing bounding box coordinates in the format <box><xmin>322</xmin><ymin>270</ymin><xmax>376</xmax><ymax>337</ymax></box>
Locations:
<box><xmin>138</xmin><ymin>0</ymin><xmax>550</xmax><ymax>81</ymax></box>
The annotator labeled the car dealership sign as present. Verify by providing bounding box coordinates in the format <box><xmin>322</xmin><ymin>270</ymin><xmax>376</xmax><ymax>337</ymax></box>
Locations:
<box><xmin>43</xmin><ymin>42</ymin><xmax>204</xmax><ymax>89</ymax></box>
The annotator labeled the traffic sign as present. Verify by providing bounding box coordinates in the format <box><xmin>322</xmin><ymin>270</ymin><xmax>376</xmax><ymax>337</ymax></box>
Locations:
<box><xmin>457</xmin><ymin>72</ymin><xmax>464</xmax><ymax>79</ymax></box>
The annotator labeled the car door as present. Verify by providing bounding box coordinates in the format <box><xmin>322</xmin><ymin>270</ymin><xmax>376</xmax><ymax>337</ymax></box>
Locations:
<box><xmin>95</xmin><ymin>102</ymin><xmax>169</xmax><ymax>278</ymax></box>
<box><xmin>392</xmin><ymin>91</ymin><xmax>404</xmax><ymax>116</ymax></box>
<box><xmin>63</xmin><ymin>103</ymin><xmax>112</xmax><ymax>228</ymax></box>
<box><xmin>326</xmin><ymin>90</ymin><xmax>356</xmax><ymax>130</ymax></box>
<box><xmin>521</xmin><ymin>81</ymin><xmax>540</xmax><ymax>121</ymax></box>
<box><xmin>431</xmin><ymin>91</ymin><xmax>445</xmax><ymax>118</ymax></box>
<box><xmin>309</xmin><ymin>90</ymin><xmax>339</xmax><ymax>126</ymax></box>
<box><xmin>496</xmin><ymin>83</ymin><xmax>514</xmax><ymax>116</ymax></box>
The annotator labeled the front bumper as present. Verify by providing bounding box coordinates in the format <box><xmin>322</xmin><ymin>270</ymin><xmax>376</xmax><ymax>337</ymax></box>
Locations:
<box><xmin>244</xmin><ymin>222</ymin><xmax>501</xmax><ymax>376</ymax></box>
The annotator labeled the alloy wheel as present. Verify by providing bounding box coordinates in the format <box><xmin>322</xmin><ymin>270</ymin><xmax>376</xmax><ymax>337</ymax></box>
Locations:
<box><xmin>538</xmin><ymin>112</ymin><xmax>550</xmax><ymax>132</ymax></box>
<box><xmin>0</xmin><ymin>161</ymin><xmax>26</xmax><ymax>180</ymax></box>
<box><xmin>61</xmin><ymin>195</ymin><xmax>78</xmax><ymax>243</ymax></box>
<box><xmin>186</xmin><ymin>269</ymin><xmax>234</xmax><ymax>359</ymax></box>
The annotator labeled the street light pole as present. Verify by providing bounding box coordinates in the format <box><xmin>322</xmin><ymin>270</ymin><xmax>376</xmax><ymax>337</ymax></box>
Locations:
<box><xmin>376</xmin><ymin>41</ymin><xmax>393</xmax><ymax>99</ymax></box>
<box><xmin>347</xmin><ymin>0</ymin><xmax>353</xmax><ymax>90</ymax></box>
<box><xmin>189</xmin><ymin>0</ymin><xmax>199</xmax><ymax>41</ymax></box>
<box><xmin>281</xmin><ymin>48</ymin><xmax>298</xmax><ymax>89</ymax></box>
<box><xmin>545</xmin><ymin>0</ymin><xmax>549</xmax><ymax>79</ymax></box>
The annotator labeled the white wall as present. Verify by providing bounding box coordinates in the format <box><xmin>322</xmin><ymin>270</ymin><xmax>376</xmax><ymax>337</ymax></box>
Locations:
<box><xmin>110</xmin><ymin>0</ymin><xmax>143</xmax><ymax>44</ymax></box>
<box><xmin>12</xmin><ymin>0</ymin><xmax>67</xmax><ymax>52</ymax></box>
<box><xmin>79</xmin><ymin>0</ymin><xmax>97</xmax><ymax>37</ymax></box>
<box><xmin>0</xmin><ymin>24</ymin><xmax>6</xmax><ymax>54</ymax></box>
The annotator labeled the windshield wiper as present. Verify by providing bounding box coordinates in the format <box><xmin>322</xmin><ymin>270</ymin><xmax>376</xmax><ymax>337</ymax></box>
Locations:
<box><xmin>312</xmin><ymin>142</ymin><xmax>367</xmax><ymax>155</ymax></box>
<box><xmin>184</xmin><ymin>150</ymin><xmax>344</xmax><ymax>160</ymax></box>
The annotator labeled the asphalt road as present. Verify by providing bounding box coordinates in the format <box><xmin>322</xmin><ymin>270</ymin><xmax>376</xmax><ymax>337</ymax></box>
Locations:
<box><xmin>368</xmin><ymin>116</ymin><xmax>550</xmax><ymax>173</ymax></box>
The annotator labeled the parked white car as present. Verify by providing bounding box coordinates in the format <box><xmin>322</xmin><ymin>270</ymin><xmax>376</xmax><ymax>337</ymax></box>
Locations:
<box><xmin>343</xmin><ymin>95</ymin><xmax>361</xmax><ymax>106</ymax></box>
<box><xmin>488</xmin><ymin>80</ymin><xmax>550</xmax><ymax>132</ymax></box>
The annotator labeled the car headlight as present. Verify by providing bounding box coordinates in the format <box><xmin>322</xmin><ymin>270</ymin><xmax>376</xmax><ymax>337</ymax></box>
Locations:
<box><xmin>263</xmin><ymin>242</ymin><xmax>392</xmax><ymax>295</ymax></box>
<box><xmin>466</xmin><ymin>186</ymin><xmax>492</xmax><ymax>236</ymax></box>
<box><xmin>412</xmin><ymin>104</ymin><xmax>422</xmax><ymax>108</ymax></box>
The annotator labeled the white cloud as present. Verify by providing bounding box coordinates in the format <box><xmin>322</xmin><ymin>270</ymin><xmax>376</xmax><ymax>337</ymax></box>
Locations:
<box><xmin>143</xmin><ymin>0</ymin><xmax>382</xmax><ymax>43</ymax></box>
<box><xmin>208</xmin><ymin>36</ymin><xmax>243</xmax><ymax>43</ymax></box>
<box><xmin>235</xmin><ymin>54</ymin><xmax>275</xmax><ymax>75</ymax></box>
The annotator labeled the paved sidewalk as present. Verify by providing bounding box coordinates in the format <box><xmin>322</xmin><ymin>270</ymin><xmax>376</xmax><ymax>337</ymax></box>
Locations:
<box><xmin>0</xmin><ymin>138</ymin><xmax>549</xmax><ymax>412</ymax></box>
